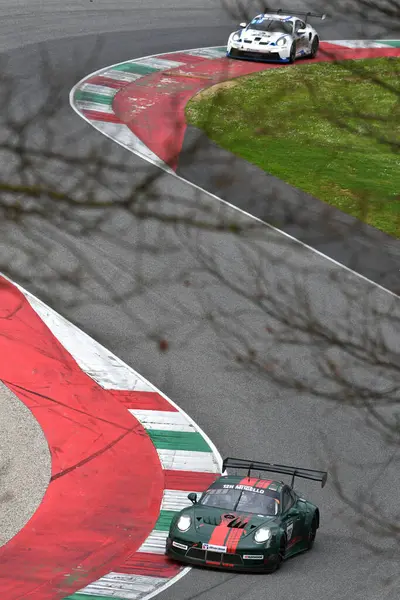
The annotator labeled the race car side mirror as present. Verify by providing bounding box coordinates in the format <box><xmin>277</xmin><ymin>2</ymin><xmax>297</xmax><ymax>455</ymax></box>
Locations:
<box><xmin>297</xmin><ymin>28</ymin><xmax>307</xmax><ymax>34</ymax></box>
<box><xmin>239</xmin><ymin>22</ymin><xmax>247</xmax><ymax>27</ymax></box>
<box><xmin>188</xmin><ymin>492</ymin><xmax>198</xmax><ymax>504</ymax></box>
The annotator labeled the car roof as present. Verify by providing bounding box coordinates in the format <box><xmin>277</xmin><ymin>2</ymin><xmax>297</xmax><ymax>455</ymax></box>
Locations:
<box><xmin>211</xmin><ymin>474</ymin><xmax>285</xmax><ymax>492</ymax></box>
<box><xmin>252</xmin><ymin>13</ymin><xmax>296</xmax><ymax>22</ymax></box>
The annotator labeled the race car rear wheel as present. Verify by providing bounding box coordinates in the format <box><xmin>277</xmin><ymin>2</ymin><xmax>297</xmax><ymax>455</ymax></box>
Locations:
<box><xmin>307</xmin><ymin>515</ymin><xmax>318</xmax><ymax>550</ymax></box>
<box><xmin>288</xmin><ymin>43</ymin><xmax>296</xmax><ymax>64</ymax></box>
<box><xmin>310</xmin><ymin>36</ymin><xmax>319</xmax><ymax>59</ymax></box>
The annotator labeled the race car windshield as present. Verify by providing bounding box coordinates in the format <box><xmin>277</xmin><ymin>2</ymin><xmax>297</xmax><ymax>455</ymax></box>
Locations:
<box><xmin>200</xmin><ymin>488</ymin><xmax>279</xmax><ymax>516</ymax></box>
<box><xmin>248</xmin><ymin>19</ymin><xmax>293</xmax><ymax>34</ymax></box>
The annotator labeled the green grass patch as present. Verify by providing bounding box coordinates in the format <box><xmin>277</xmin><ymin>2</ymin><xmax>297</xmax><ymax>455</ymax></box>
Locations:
<box><xmin>186</xmin><ymin>58</ymin><xmax>400</xmax><ymax>238</ymax></box>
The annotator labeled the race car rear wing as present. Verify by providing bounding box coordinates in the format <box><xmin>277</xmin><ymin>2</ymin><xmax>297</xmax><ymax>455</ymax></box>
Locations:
<box><xmin>274</xmin><ymin>9</ymin><xmax>327</xmax><ymax>21</ymax></box>
<box><xmin>222</xmin><ymin>457</ymin><xmax>328</xmax><ymax>488</ymax></box>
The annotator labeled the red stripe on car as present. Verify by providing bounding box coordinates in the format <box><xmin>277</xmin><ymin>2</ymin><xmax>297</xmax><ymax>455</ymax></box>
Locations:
<box><xmin>287</xmin><ymin>536</ymin><xmax>302</xmax><ymax>547</ymax></box>
<box><xmin>208</xmin><ymin>523</ymin><xmax>230</xmax><ymax>547</ymax></box>
<box><xmin>226</xmin><ymin>516</ymin><xmax>250</xmax><ymax>553</ymax></box>
<box><xmin>226</xmin><ymin>529</ymin><xmax>242</xmax><ymax>553</ymax></box>
<box><xmin>255</xmin><ymin>479</ymin><xmax>273</xmax><ymax>489</ymax></box>
<box><xmin>239</xmin><ymin>476</ymin><xmax>259</xmax><ymax>486</ymax></box>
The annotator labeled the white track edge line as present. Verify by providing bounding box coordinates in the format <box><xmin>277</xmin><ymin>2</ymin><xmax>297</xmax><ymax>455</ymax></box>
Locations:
<box><xmin>69</xmin><ymin>43</ymin><xmax>400</xmax><ymax>300</ymax></box>
<box><xmin>134</xmin><ymin>566</ymin><xmax>191</xmax><ymax>600</ymax></box>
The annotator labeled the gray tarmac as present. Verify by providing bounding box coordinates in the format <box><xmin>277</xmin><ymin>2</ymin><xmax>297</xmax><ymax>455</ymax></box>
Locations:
<box><xmin>0</xmin><ymin>382</ymin><xmax>50</xmax><ymax>547</ymax></box>
<box><xmin>0</xmin><ymin>2</ymin><xmax>398</xmax><ymax>599</ymax></box>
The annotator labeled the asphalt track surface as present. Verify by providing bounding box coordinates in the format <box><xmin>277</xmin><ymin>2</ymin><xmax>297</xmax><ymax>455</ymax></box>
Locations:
<box><xmin>0</xmin><ymin>2</ymin><xmax>399</xmax><ymax>599</ymax></box>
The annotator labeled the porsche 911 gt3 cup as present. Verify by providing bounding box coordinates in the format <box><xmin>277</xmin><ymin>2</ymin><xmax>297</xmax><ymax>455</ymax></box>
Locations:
<box><xmin>227</xmin><ymin>9</ymin><xmax>326</xmax><ymax>63</ymax></box>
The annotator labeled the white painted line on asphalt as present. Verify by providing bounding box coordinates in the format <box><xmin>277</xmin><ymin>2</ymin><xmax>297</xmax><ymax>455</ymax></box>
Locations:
<box><xmin>138</xmin><ymin>531</ymin><xmax>169</xmax><ymax>554</ymax></box>
<box><xmin>101</xmin><ymin>70</ymin><xmax>143</xmax><ymax>82</ymax></box>
<box><xmin>129</xmin><ymin>409</ymin><xmax>196</xmax><ymax>432</ymax></box>
<box><xmin>80</xmin><ymin>83</ymin><xmax>117</xmax><ymax>96</ymax></box>
<box><xmin>134</xmin><ymin>57</ymin><xmax>185</xmax><ymax>69</ymax></box>
<box><xmin>157</xmin><ymin>449</ymin><xmax>221</xmax><ymax>472</ymax></box>
<box><xmin>23</xmin><ymin>293</ymin><xmax>153</xmax><ymax>392</ymax></box>
<box><xmin>75</xmin><ymin>100</ymin><xmax>115</xmax><ymax>113</ymax></box>
<box><xmin>78</xmin><ymin>572</ymin><xmax>167</xmax><ymax>599</ymax></box>
<box><xmin>70</xmin><ymin>45</ymin><xmax>400</xmax><ymax>300</ymax></box>
<box><xmin>90</xmin><ymin>121</ymin><xmax>171</xmax><ymax>170</ymax></box>
<box><xmin>162</xmin><ymin>489</ymin><xmax>203</xmax><ymax>511</ymax></box>
<box><xmin>186</xmin><ymin>48</ymin><xmax>227</xmax><ymax>58</ymax></box>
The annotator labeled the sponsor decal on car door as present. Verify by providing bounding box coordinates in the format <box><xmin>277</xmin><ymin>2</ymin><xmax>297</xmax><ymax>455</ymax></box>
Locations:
<box><xmin>282</xmin><ymin>488</ymin><xmax>303</xmax><ymax>549</ymax></box>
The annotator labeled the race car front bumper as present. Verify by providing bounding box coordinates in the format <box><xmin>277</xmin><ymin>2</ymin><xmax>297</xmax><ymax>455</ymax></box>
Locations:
<box><xmin>227</xmin><ymin>48</ymin><xmax>289</xmax><ymax>62</ymax></box>
<box><xmin>227</xmin><ymin>42</ymin><xmax>291</xmax><ymax>63</ymax></box>
<box><xmin>165</xmin><ymin>536</ymin><xmax>280</xmax><ymax>572</ymax></box>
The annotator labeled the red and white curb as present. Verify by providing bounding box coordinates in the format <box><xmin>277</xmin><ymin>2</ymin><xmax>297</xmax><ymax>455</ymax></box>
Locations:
<box><xmin>0</xmin><ymin>273</ymin><xmax>222</xmax><ymax>600</ymax></box>
<box><xmin>70</xmin><ymin>41</ymin><xmax>400</xmax><ymax>172</ymax></box>
<box><xmin>70</xmin><ymin>46</ymin><xmax>230</xmax><ymax>171</ymax></box>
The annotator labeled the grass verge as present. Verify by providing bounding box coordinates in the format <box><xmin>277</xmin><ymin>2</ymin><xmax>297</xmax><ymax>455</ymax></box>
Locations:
<box><xmin>186</xmin><ymin>57</ymin><xmax>400</xmax><ymax>238</ymax></box>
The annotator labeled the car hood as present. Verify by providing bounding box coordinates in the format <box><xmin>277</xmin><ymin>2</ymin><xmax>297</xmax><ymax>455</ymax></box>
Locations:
<box><xmin>190</xmin><ymin>506</ymin><xmax>277</xmax><ymax>539</ymax></box>
<box><xmin>242</xmin><ymin>29</ymin><xmax>288</xmax><ymax>42</ymax></box>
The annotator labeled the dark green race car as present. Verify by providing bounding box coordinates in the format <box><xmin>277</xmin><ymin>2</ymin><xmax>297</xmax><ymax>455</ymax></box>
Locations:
<box><xmin>166</xmin><ymin>457</ymin><xmax>327</xmax><ymax>573</ymax></box>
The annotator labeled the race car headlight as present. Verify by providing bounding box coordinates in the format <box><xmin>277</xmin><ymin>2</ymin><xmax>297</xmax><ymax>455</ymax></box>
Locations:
<box><xmin>232</xmin><ymin>33</ymin><xmax>241</xmax><ymax>42</ymax></box>
<box><xmin>254</xmin><ymin>527</ymin><xmax>272</xmax><ymax>543</ymax></box>
<box><xmin>276</xmin><ymin>37</ymin><xmax>287</xmax><ymax>47</ymax></box>
<box><xmin>177</xmin><ymin>515</ymin><xmax>192</xmax><ymax>532</ymax></box>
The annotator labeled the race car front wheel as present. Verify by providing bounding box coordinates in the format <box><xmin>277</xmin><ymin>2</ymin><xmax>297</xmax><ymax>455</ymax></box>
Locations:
<box><xmin>310</xmin><ymin>36</ymin><xmax>319</xmax><ymax>59</ymax></box>
<box><xmin>268</xmin><ymin>536</ymin><xmax>287</xmax><ymax>572</ymax></box>
<box><xmin>288</xmin><ymin>43</ymin><xmax>296</xmax><ymax>64</ymax></box>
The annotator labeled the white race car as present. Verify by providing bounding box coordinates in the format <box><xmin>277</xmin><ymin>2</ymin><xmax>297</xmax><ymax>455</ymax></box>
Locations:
<box><xmin>227</xmin><ymin>10</ymin><xmax>326</xmax><ymax>63</ymax></box>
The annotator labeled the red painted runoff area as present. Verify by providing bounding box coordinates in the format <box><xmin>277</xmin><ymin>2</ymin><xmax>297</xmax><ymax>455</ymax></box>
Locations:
<box><xmin>0</xmin><ymin>277</ymin><xmax>164</xmax><ymax>599</ymax></box>
<box><xmin>112</xmin><ymin>44</ymin><xmax>400</xmax><ymax>171</ymax></box>
<box><xmin>118</xmin><ymin>551</ymin><xmax>181</xmax><ymax>578</ymax></box>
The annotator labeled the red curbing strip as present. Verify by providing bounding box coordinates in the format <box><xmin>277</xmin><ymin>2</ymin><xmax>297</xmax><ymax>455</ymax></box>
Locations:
<box><xmin>112</xmin><ymin>57</ymin><xmax>272</xmax><ymax>170</ymax></box>
<box><xmin>85</xmin><ymin>75</ymin><xmax>133</xmax><ymax>89</ymax></box>
<box><xmin>114</xmin><ymin>390</ymin><xmax>179</xmax><ymax>411</ymax></box>
<box><xmin>164</xmin><ymin>469</ymin><xmax>219</xmax><ymax>490</ymax></box>
<box><xmin>0</xmin><ymin>277</ymin><xmax>164</xmax><ymax>600</ymax></box>
<box><xmin>239</xmin><ymin>476</ymin><xmax>259</xmax><ymax>486</ymax></box>
<box><xmin>158</xmin><ymin>52</ymin><xmax>215</xmax><ymax>64</ymax></box>
<box><xmin>112</xmin><ymin>44</ymin><xmax>400</xmax><ymax>171</ymax></box>
<box><xmin>81</xmin><ymin>109</ymin><xmax>122</xmax><ymax>123</ymax></box>
<box><xmin>117</xmin><ymin>552</ymin><xmax>181</xmax><ymax>578</ymax></box>
<box><xmin>318</xmin><ymin>43</ymin><xmax>400</xmax><ymax>59</ymax></box>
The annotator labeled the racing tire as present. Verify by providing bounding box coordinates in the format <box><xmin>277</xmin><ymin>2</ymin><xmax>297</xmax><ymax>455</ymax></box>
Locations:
<box><xmin>288</xmin><ymin>43</ymin><xmax>296</xmax><ymax>64</ymax></box>
<box><xmin>307</xmin><ymin>515</ymin><xmax>318</xmax><ymax>550</ymax></box>
<box><xmin>309</xmin><ymin>36</ymin><xmax>319</xmax><ymax>59</ymax></box>
<box><xmin>268</xmin><ymin>536</ymin><xmax>286</xmax><ymax>573</ymax></box>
